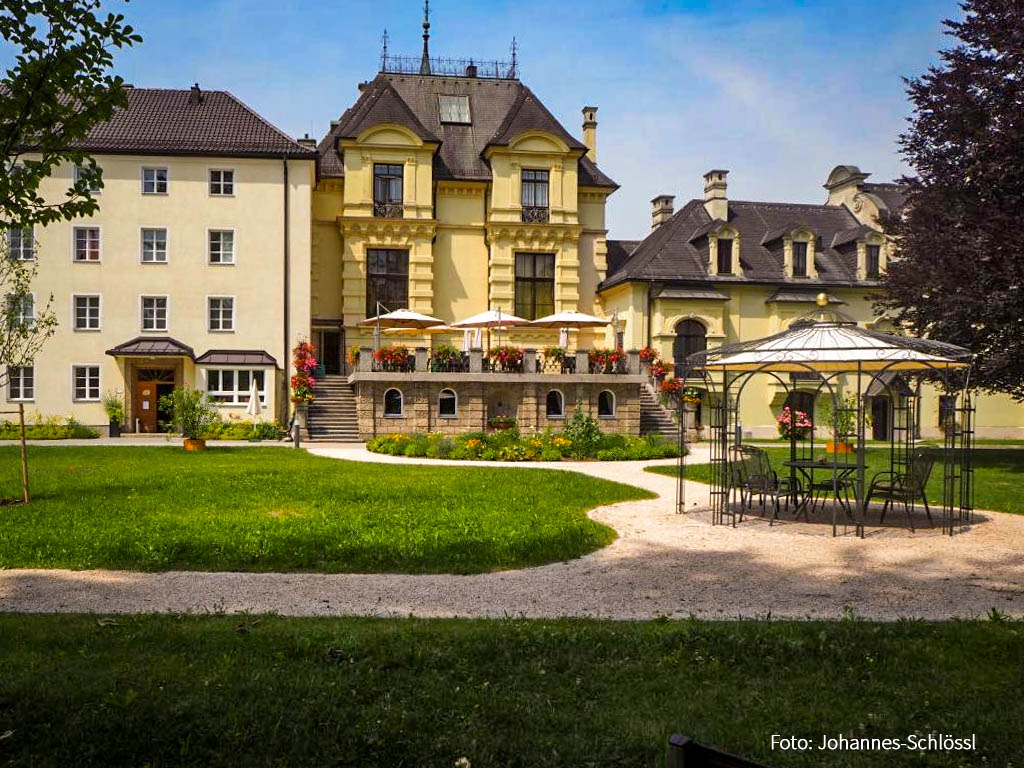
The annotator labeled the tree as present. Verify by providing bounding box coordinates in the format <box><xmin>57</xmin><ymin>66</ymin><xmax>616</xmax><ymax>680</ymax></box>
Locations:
<box><xmin>1</xmin><ymin>0</ymin><xmax>141</xmax><ymax>229</ymax></box>
<box><xmin>880</xmin><ymin>0</ymin><xmax>1024</xmax><ymax>397</ymax></box>
<box><xmin>0</xmin><ymin>236</ymin><xmax>57</xmax><ymax>389</ymax></box>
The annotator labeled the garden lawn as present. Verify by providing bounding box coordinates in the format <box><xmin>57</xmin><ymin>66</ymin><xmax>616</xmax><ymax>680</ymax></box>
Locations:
<box><xmin>0</xmin><ymin>446</ymin><xmax>650</xmax><ymax>573</ymax></box>
<box><xmin>647</xmin><ymin>447</ymin><xmax>1024</xmax><ymax>515</ymax></box>
<box><xmin>0</xmin><ymin>614</ymin><xmax>1021</xmax><ymax>767</ymax></box>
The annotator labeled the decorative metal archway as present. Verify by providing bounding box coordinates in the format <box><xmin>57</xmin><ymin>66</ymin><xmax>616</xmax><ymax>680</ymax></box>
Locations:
<box><xmin>674</xmin><ymin>297</ymin><xmax>975</xmax><ymax>537</ymax></box>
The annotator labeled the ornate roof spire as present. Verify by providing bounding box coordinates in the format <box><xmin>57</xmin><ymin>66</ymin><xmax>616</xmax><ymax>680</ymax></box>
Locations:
<box><xmin>419</xmin><ymin>0</ymin><xmax>431</xmax><ymax>75</ymax></box>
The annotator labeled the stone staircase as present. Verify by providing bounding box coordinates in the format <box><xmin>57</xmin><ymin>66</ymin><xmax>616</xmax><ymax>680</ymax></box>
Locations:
<box><xmin>640</xmin><ymin>383</ymin><xmax>680</xmax><ymax>438</ymax></box>
<box><xmin>307</xmin><ymin>375</ymin><xmax>361</xmax><ymax>442</ymax></box>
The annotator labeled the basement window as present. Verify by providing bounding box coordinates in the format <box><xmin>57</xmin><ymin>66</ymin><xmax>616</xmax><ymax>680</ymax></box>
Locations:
<box><xmin>438</xmin><ymin>94</ymin><xmax>471</xmax><ymax>124</ymax></box>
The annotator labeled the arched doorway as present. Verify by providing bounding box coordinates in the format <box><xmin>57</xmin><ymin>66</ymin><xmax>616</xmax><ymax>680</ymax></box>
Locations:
<box><xmin>673</xmin><ymin>319</ymin><xmax>707</xmax><ymax>375</ymax></box>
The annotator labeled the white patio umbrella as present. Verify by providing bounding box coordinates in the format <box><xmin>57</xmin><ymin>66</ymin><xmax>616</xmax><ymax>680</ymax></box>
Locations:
<box><xmin>245</xmin><ymin>377</ymin><xmax>262</xmax><ymax>424</ymax></box>
<box><xmin>451</xmin><ymin>309</ymin><xmax>529</xmax><ymax>348</ymax></box>
<box><xmin>383</xmin><ymin>324</ymin><xmax>457</xmax><ymax>336</ymax></box>
<box><xmin>357</xmin><ymin>308</ymin><xmax>445</xmax><ymax>350</ymax></box>
<box><xmin>530</xmin><ymin>309</ymin><xmax>610</xmax><ymax>352</ymax></box>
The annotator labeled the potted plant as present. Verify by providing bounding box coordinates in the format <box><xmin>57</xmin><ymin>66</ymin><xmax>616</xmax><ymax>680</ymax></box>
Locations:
<box><xmin>346</xmin><ymin>345</ymin><xmax>361</xmax><ymax>368</ymax></box>
<box><xmin>161</xmin><ymin>387</ymin><xmax>219</xmax><ymax>451</ymax></box>
<box><xmin>487</xmin><ymin>414</ymin><xmax>517</xmax><ymax>431</ymax></box>
<box><xmin>648</xmin><ymin>360</ymin><xmax>670</xmax><ymax>380</ymax></box>
<box><xmin>776</xmin><ymin>406</ymin><xmax>813</xmax><ymax>441</ymax></box>
<box><xmin>102</xmin><ymin>390</ymin><xmax>124</xmax><ymax>438</ymax></box>
<box><xmin>542</xmin><ymin>346</ymin><xmax>566</xmax><ymax>371</ymax></box>
<box><xmin>431</xmin><ymin>344</ymin><xmax>462</xmax><ymax>372</ymax></box>
<box><xmin>588</xmin><ymin>348</ymin><xmax>625</xmax><ymax>374</ymax></box>
<box><xmin>374</xmin><ymin>345</ymin><xmax>413</xmax><ymax>372</ymax></box>
<box><xmin>487</xmin><ymin>345</ymin><xmax>523</xmax><ymax>372</ymax></box>
<box><xmin>820</xmin><ymin>394</ymin><xmax>870</xmax><ymax>453</ymax></box>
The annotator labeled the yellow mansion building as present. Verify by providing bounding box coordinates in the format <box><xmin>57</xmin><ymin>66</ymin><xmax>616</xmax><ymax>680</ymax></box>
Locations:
<box><xmin>8</xmin><ymin>40</ymin><xmax>1024</xmax><ymax>439</ymax></box>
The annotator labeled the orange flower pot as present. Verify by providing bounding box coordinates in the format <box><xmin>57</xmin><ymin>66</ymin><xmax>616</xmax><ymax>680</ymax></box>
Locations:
<box><xmin>183</xmin><ymin>438</ymin><xmax>207</xmax><ymax>452</ymax></box>
<box><xmin>825</xmin><ymin>441</ymin><xmax>854</xmax><ymax>454</ymax></box>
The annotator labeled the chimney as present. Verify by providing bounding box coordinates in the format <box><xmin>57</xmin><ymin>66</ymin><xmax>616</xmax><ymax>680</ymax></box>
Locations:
<box><xmin>581</xmin><ymin>106</ymin><xmax>598</xmax><ymax>164</ymax></box>
<box><xmin>465</xmin><ymin>62</ymin><xmax>478</xmax><ymax>77</ymax></box>
<box><xmin>188</xmin><ymin>82</ymin><xmax>203</xmax><ymax>106</ymax></box>
<box><xmin>703</xmin><ymin>169</ymin><xmax>729</xmax><ymax>221</ymax></box>
<box><xmin>297</xmin><ymin>133</ymin><xmax>317</xmax><ymax>150</ymax></box>
<box><xmin>651</xmin><ymin>194</ymin><xmax>675</xmax><ymax>230</ymax></box>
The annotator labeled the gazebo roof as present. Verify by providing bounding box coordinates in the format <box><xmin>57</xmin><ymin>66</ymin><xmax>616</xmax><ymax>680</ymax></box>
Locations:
<box><xmin>687</xmin><ymin>303</ymin><xmax>971</xmax><ymax>373</ymax></box>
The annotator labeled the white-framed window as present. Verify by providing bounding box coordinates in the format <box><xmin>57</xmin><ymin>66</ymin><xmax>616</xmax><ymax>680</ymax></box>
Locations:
<box><xmin>74</xmin><ymin>164</ymin><xmax>101</xmax><ymax>193</ymax></box>
<box><xmin>384</xmin><ymin>388</ymin><xmax>403</xmax><ymax>416</ymax></box>
<box><xmin>6</xmin><ymin>292</ymin><xmax>33</xmax><ymax>328</ymax></box>
<box><xmin>140</xmin><ymin>228</ymin><xmax>168</xmax><ymax>263</ymax></box>
<box><xmin>209</xmin><ymin>169</ymin><xmax>234</xmax><ymax>196</ymax></box>
<box><xmin>7</xmin><ymin>366</ymin><xmax>34</xmax><ymax>402</ymax></box>
<box><xmin>6</xmin><ymin>228</ymin><xmax>34</xmax><ymax>260</ymax></box>
<box><xmin>72</xmin><ymin>226</ymin><xmax>101</xmax><ymax>262</ymax></box>
<box><xmin>73</xmin><ymin>294</ymin><xmax>101</xmax><ymax>331</ymax></box>
<box><xmin>205</xmin><ymin>368</ymin><xmax>267</xmax><ymax>406</ymax></box>
<box><xmin>140</xmin><ymin>295</ymin><xmax>169</xmax><ymax>332</ymax></box>
<box><xmin>598</xmin><ymin>390</ymin><xmax>616</xmax><ymax>418</ymax></box>
<box><xmin>141</xmin><ymin>166</ymin><xmax>168</xmax><ymax>194</ymax></box>
<box><xmin>439</xmin><ymin>388</ymin><xmax>457</xmax><ymax>418</ymax></box>
<box><xmin>208</xmin><ymin>229</ymin><xmax>235</xmax><ymax>264</ymax></box>
<box><xmin>546</xmin><ymin>390</ymin><xmax>564</xmax><ymax>418</ymax></box>
<box><xmin>208</xmin><ymin>296</ymin><xmax>235</xmax><ymax>331</ymax></box>
<box><xmin>438</xmin><ymin>94</ymin><xmax>471</xmax><ymax>124</ymax></box>
<box><xmin>72</xmin><ymin>364</ymin><xmax>100</xmax><ymax>401</ymax></box>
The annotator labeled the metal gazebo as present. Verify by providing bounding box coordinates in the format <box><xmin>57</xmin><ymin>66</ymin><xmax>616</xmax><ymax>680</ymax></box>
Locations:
<box><xmin>675</xmin><ymin>295</ymin><xmax>975</xmax><ymax>536</ymax></box>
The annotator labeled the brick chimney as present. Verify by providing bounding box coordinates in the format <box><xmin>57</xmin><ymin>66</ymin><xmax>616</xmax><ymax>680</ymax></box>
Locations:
<box><xmin>582</xmin><ymin>106</ymin><xmax>598</xmax><ymax>164</ymax></box>
<box><xmin>297</xmin><ymin>133</ymin><xmax>317</xmax><ymax>150</ymax></box>
<box><xmin>651</xmin><ymin>194</ymin><xmax>675</xmax><ymax>230</ymax></box>
<box><xmin>703</xmin><ymin>169</ymin><xmax>729</xmax><ymax>221</ymax></box>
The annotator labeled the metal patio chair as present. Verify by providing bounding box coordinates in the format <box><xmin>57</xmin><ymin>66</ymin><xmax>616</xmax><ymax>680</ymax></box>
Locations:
<box><xmin>732</xmin><ymin>445</ymin><xmax>801</xmax><ymax>522</ymax></box>
<box><xmin>866</xmin><ymin>448</ymin><xmax>936</xmax><ymax>531</ymax></box>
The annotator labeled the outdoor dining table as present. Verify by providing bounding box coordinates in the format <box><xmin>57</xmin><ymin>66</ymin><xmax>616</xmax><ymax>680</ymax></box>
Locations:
<box><xmin>783</xmin><ymin>458</ymin><xmax>865</xmax><ymax>520</ymax></box>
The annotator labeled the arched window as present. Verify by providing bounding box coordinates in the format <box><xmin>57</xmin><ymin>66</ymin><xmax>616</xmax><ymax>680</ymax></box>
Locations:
<box><xmin>673</xmin><ymin>319</ymin><xmax>707</xmax><ymax>375</ymax></box>
<box><xmin>546</xmin><ymin>390</ymin><xmax>564</xmax><ymax>418</ymax></box>
<box><xmin>439</xmin><ymin>388</ymin><xmax>457</xmax><ymax>418</ymax></box>
<box><xmin>598</xmin><ymin>390</ymin><xmax>615</xmax><ymax>417</ymax></box>
<box><xmin>384</xmin><ymin>388</ymin><xmax>403</xmax><ymax>416</ymax></box>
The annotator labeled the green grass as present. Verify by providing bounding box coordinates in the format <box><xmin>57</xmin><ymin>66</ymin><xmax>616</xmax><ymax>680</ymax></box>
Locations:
<box><xmin>647</xmin><ymin>447</ymin><xmax>1024</xmax><ymax>515</ymax></box>
<box><xmin>0</xmin><ymin>614</ymin><xmax>1020</xmax><ymax>767</ymax></box>
<box><xmin>0</xmin><ymin>446</ymin><xmax>651</xmax><ymax>573</ymax></box>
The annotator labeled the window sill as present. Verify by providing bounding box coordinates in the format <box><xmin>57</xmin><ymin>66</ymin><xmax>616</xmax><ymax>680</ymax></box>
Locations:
<box><xmin>7</xmin><ymin>399</ymin><xmax>34</xmax><ymax>404</ymax></box>
<box><xmin>73</xmin><ymin>260</ymin><xmax>102</xmax><ymax>264</ymax></box>
<box><xmin>141</xmin><ymin>191</ymin><xmax>168</xmax><ymax>196</ymax></box>
<box><xmin>209</xmin><ymin>194</ymin><xmax>236</xmax><ymax>198</ymax></box>
<box><xmin>141</xmin><ymin>329</ymin><xmax>169</xmax><ymax>334</ymax></box>
<box><xmin>208</xmin><ymin>329</ymin><xmax>236</xmax><ymax>333</ymax></box>
<box><xmin>73</xmin><ymin>399</ymin><xmax>101</xmax><ymax>403</ymax></box>
<box><xmin>73</xmin><ymin>328</ymin><xmax>102</xmax><ymax>333</ymax></box>
<box><xmin>598</xmin><ymin>414</ymin><xmax>616</xmax><ymax>419</ymax></box>
<box><xmin>208</xmin><ymin>262</ymin><xmax>236</xmax><ymax>266</ymax></box>
<box><xmin>438</xmin><ymin>415</ymin><xmax>458</xmax><ymax>420</ymax></box>
<box><xmin>384</xmin><ymin>414</ymin><xmax>405</xmax><ymax>419</ymax></box>
<box><xmin>140</xmin><ymin>261</ymin><xmax>169</xmax><ymax>265</ymax></box>
<box><xmin>546</xmin><ymin>415</ymin><xmax>565</xmax><ymax>420</ymax></box>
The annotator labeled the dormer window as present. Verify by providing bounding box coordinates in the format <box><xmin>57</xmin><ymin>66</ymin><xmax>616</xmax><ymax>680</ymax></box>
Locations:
<box><xmin>716</xmin><ymin>238</ymin><xmax>734</xmax><ymax>275</ymax></box>
<box><xmin>373</xmin><ymin>163</ymin><xmax>403</xmax><ymax>218</ymax></box>
<box><xmin>866</xmin><ymin>244</ymin><xmax>881</xmax><ymax>278</ymax></box>
<box><xmin>521</xmin><ymin>169</ymin><xmax>549</xmax><ymax>223</ymax></box>
<box><xmin>438</xmin><ymin>94</ymin><xmax>471</xmax><ymax>124</ymax></box>
<box><xmin>792</xmin><ymin>241</ymin><xmax>809</xmax><ymax>277</ymax></box>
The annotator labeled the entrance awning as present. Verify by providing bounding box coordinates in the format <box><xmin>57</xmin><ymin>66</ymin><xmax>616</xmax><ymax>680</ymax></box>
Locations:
<box><xmin>196</xmin><ymin>349</ymin><xmax>278</xmax><ymax>366</ymax></box>
<box><xmin>106</xmin><ymin>336</ymin><xmax>195</xmax><ymax>359</ymax></box>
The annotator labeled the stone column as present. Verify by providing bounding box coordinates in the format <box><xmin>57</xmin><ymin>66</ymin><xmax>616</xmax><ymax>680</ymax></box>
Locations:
<box><xmin>359</xmin><ymin>346</ymin><xmax>372</xmax><ymax>372</ymax></box>
<box><xmin>523</xmin><ymin>348</ymin><xmax>537</xmax><ymax>374</ymax></box>
<box><xmin>414</xmin><ymin>347</ymin><xmax>428</xmax><ymax>373</ymax></box>
<box><xmin>627</xmin><ymin>349</ymin><xmax>640</xmax><ymax>375</ymax></box>
<box><xmin>575</xmin><ymin>350</ymin><xmax>590</xmax><ymax>375</ymax></box>
<box><xmin>469</xmin><ymin>348</ymin><xmax>483</xmax><ymax>373</ymax></box>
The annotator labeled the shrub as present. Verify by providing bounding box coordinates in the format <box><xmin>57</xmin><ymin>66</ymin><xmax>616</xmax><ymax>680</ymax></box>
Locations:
<box><xmin>539</xmin><ymin>448</ymin><xmax>562</xmax><ymax>462</ymax></box>
<box><xmin>159</xmin><ymin>388</ymin><xmax>219</xmax><ymax>440</ymax></box>
<box><xmin>0</xmin><ymin>414</ymin><xmax>100</xmax><ymax>440</ymax></box>
<box><xmin>480</xmin><ymin>448</ymin><xmax>498</xmax><ymax>461</ymax></box>
<box><xmin>564</xmin><ymin>408</ymin><xmax>603</xmax><ymax>459</ymax></box>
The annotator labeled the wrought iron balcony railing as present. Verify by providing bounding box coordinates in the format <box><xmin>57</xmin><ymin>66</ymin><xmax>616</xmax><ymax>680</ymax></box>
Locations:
<box><xmin>521</xmin><ymin>206</ymin><xmax>549</xmax><ymax>224</ymax></box>
<box><xmin>373</xmin><ymin>202</ymin><xmax>404</xmax><ymax>219</ymax></box>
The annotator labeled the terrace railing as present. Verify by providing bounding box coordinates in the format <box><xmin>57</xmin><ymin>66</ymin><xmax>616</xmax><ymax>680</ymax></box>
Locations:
<box><xmin>358</xmin><ymin>347</ymin><xmax>640</xmax><ymax>376</ymax></box>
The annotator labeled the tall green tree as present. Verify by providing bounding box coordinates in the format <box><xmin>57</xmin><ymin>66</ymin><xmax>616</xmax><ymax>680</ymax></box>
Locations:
<box><xmin>1</xmin><ymin>0</ymin><xmax>141</xmax><ymax>228</ymax></box>
<box><xmin>881</xmin><ymin>0</ymin><xmax>1024</xmax><ymax>397</ymax></box>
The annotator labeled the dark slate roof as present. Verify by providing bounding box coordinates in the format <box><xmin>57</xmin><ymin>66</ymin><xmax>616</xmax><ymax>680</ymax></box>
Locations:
<box><xmin>75</xmin><ymin>87</ymin><xmax>316</xmax><ymax>159</ymax></box>
<box><xmin>106</xmin><ymin>336</ymin><xmax>195</xmax><ymax>358</ymax></box>
<box><xmin>655</xmin><ymin>286</ymin><xmax>730</xmax><ymax>301</ymax></box>
<box><xmin>196</xmin><ymin>349</ymin><xmax>278</xmax><ymax>366</ymax></box>
<box><xmin>766</xmin><ymin>289</ymin><xmax>845</xmax><ymax>304</ymax></box>
<box><xmin>603</xmin><ymin>198</ymin><xmax>870</xmax><ymax>290</ymax></box>
<box><xmin>317</xmin><ymin>73</ymin><xmax>617</xmax><ymax>188</ymax></box>
<box><xmin>861</xmin><ymin>182</ymin><xmax>906</xmax><ymax>215</ymax></box>
<box><xmin>606</xmin><ymin>239</ymin><xmax>640</xmax><ymax>274</ymax></box>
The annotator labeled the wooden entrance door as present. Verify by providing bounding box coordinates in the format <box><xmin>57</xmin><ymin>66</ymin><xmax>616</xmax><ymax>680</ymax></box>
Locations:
<box><xmin>135</xmin><ymin>368</ymin><xmax>176</xmax><ymax>433</ymax></box>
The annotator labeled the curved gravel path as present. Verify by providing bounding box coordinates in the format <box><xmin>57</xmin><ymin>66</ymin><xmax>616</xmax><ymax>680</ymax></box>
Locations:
<box><xmin>2</xmin><ymin>444</ymin><xmax>1022</xmax><ymax>620</ymax></box>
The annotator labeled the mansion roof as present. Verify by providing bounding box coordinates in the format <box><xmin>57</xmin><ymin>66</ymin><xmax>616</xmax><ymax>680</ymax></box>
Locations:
<box><xmin>72</xmin><ymin>87</ymin><xmax>316</xmax><ymax>159</ymax></box>
<box><xmin>317</xmin><ymin>73</ymin><xmax>616</xmax><ymax>188</ymax></box>
<box><xmin>603</xmin><ymin>198</ymin><xmax>881</xmax><ymax>290</ymax></box>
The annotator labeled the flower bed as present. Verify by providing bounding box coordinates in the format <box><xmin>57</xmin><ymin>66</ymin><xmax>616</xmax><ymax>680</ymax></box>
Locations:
<box><xmin>367</xmin><ymin>425</ymin><xmax>683</xmax><ymax>462</ymax></box>
<box><xmin>0</xmin><ymin>414</ymin><xmax>99</xmax><ymax>440</ymax></box>
<box><xmin>291</xmin><ymin>342</ymin><xmax>318</xmax><ymax>405</ymax></box>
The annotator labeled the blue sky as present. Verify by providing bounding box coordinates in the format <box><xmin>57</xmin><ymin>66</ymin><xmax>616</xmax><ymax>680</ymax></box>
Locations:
<box><xmin>39</xmin><ymin>1</ymin><xmax>962</xmax><ymax>237</ymax></box>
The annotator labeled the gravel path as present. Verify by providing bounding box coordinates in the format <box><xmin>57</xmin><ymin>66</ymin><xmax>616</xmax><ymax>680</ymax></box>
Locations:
<box><xmin>2</xmin><ymin>445</ymin><xmax>1022</xmax><ymax>620</ymax></box>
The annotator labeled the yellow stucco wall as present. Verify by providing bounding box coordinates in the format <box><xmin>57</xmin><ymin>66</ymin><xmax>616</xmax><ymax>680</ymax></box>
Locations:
<box><xmin>14</xmin><ymin>154</ymin><xmax>313</xmax><ymax>428</ymax></box>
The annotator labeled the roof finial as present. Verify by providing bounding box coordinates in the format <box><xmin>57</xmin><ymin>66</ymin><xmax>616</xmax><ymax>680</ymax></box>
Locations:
<box><xmin>509</xmin><ymin>36</ymin><xmax>518</xmax><ymax>78</ymax></box>
<box><xmin>380</xmin><ymin>28</ymin><xmax>388</xmax><ymax>71</ymax></box>
<box><xmin>419</xmin><ymin>0</ymin><xmax>431</xmax><ymax>75</ymax></box>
